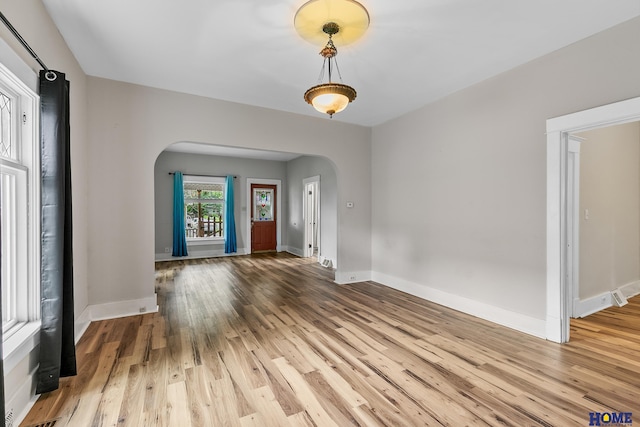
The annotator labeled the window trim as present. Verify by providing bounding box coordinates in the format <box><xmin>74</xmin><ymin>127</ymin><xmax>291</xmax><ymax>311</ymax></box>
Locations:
<box><xmin>183</xmin><ymin>175</ymin><xmax>226</xmax><ymax>244</ymax></box>
<box><xmin>0</xmin><ymin>59</ymin><xmax>40</xmax><ymax>346</ymax></box>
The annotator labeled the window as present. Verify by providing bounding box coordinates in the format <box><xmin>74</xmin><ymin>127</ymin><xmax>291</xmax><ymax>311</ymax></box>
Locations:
<box><xmin>0</xmin><ymin>62</ymin><xmax>39</xmax><ymax>340</ymax></box>
<box><xmin>184</xmin><ymin>176</ymin><xmax>225</xmax><ymax>241</ymax></box>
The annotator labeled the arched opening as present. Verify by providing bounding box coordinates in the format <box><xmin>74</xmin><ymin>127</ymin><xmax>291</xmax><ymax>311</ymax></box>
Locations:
<box><xmin>153</xmin><ymin>141</ymin><xmax>339</xmax><ymax>269</ymax></box>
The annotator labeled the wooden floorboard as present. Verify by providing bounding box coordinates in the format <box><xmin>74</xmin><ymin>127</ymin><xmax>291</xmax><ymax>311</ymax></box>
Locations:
<box><xmin>21</xmin><ymin>253</ymin><xmax>640</xmax><ymax>426</ymax></box>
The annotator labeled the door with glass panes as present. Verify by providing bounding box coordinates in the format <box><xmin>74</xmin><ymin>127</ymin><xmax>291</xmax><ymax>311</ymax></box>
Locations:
<box><xmin>251</xmin><ymin>184</ymin><xmax>277</xmax><ymax>252</ymax></box>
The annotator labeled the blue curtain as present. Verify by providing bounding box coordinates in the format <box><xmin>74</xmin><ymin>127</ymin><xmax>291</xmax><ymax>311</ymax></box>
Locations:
<box><xmin>172</xmin><ymin>172</ymin><xmax>188</xmax><ymax>256</ymax></box>
<box><xmin>224</xmin><ymin>175</ymin><xmax>237</xmax><ymax>253</ymax></box>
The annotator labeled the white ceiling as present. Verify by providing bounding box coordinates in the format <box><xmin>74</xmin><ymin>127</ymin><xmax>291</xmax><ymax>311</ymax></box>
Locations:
<box><xmin>42</xmin><ymin>0</ymin><xmax>640</xmax><ymax>128</ymax></box>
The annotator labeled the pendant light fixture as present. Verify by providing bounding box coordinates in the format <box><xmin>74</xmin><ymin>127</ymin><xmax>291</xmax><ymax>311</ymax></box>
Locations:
<box><xmin>294</xmin><ymin>0</ymin><xmax>369</xmax><ymax>118</ymax></box>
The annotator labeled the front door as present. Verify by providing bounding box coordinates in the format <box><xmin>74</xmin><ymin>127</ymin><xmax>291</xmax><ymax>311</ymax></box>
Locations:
<box><xmin>251</xmin><ymin>184</ymin><xmax>277</xmax><ymax>252</ymax></box>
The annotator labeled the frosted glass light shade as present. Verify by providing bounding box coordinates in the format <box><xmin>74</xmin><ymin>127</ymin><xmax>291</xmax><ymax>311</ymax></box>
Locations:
<box><xmin>294</xmin><ymin>0</ymin><xmax>370</xmax><ymax>46</ymax></box>
<box><xmin>304</xmin><ymin>83</ymin><xmax>356</xmax><ymax>116</ymax></box>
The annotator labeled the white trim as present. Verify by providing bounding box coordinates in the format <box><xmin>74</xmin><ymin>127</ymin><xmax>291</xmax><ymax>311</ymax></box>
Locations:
<box><xmin>75</xmin><ymin>306</ymin><xmax>92</xmax><ymax>344</ymax></box>
<box><xmin>285</xmin><ymin>246</ymin><xmax>305</xmax><ymax>257</ymax></box>
<box><xmin>303</xmin><ymin>175</ymin><xmax>321</xmax><ymax>260</ymax></box>
<box><xmin>246</xmin><ymin>178</ymin><xmax>282</xmax><ymax>253</ymax></box>
<box><xmin>2</xmin><ymin>321</ymin><xmax>39</xmax><ymax>373</ymax></box>
<box><xmin>372</xmin><ymin>271</ymin><xmax>546</xmax><ymax>339</ymax></box>
<box><xmin>155</xmin><ymin>248</ymin><xmax>249</xmax><ymax>261</ymax></box>
<box><xmin>547</xmin><ymin>97</ymin><xmax>640</xmax><ymax>134</ymax></box>
<box><xmin>566</xmin><ymin>136</ymin><xmax>582</xmax><ymax>318</ymax></box>
<box><xmin>620</xmin><ymin>280</ymin><xmax>640</xmax><ymax>298</ymax></box>
<box><xmin>0</xmin><ymin>59</ymin><xmax>41</xmax><ymax>330</ymax></box>
<box><xmin>7</xmin><ymin>372</ymin><xmax>39</xmax><ymax>427</ymax></box>
<box><xmin>0</xmin><ymin>40</ymin><xmax>40</xmax><ymax>427</ymax></box>
<box><xmin>0</xmin><ymin>38</ymin><xmax>38</xmax><ymax>93</ymax></box>
<box><xmin>546</xmin><ymin>96</ymin><xmax>640</xmax><ymax>343</ymax></box>
<box><xmin>187</xmin><ymin>237</ymin><xmax>225</xmax><ymax>245</ymax></box>
<box><xmin>335</xmin><ymin>270</ymin><xmax>372</xmax><ymax>284</ymax></box>
<box><xmin>574</xmin><ymin>292</ymin><xmax>612</xmax><ymax>318</ymax></box>
<box><xmin>82</xmin><ymin>295</ymin><xmax>158</xmax><ymax>322</ymax></box>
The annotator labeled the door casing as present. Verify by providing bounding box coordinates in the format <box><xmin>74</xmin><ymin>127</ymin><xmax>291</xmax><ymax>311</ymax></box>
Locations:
<box><xmin>546</xmin><ymin>96</ymin><xmax>640</xmax><ymax>343</ymax></box>
<box><xmin>303</xmin><ymin>175</ymin><xmax>320</xmax><ymax>260</ymax></box>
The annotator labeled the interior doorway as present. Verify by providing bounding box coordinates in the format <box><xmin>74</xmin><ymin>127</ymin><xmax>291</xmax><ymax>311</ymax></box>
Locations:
<box><xmin>303</xmin><ymin>176</ymin><xmax>320</xmax><ymax>259</ymax></box>
<box><xmin>546</xmin><ymin>96</ymin><xmax>640</xmax><ymax>343</ymax></box>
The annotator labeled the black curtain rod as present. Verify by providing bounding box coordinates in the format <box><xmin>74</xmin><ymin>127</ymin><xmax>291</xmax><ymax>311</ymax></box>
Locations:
<box><xmin>168</xmin><ymin>172</ymin><xmax>237</xmax><ymax>179</ymax></box>
<box><xmin>0</xmin><ymin>10</ymin><xmax>53</xmax><ymax>76</ymax></box>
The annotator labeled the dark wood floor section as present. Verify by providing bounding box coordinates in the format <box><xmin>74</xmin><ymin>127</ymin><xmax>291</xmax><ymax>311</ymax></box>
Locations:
<box><xmin>21</xmin><ymin>253</ymin><xmax>640</xmax><ymax>426</ymax></box>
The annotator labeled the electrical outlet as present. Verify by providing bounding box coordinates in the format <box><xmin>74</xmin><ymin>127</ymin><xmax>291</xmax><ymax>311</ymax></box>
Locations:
<box><xmin>164</xmin><ymin>247</ymin><xmax>171</xmax><ymax>253</ymax></box>
<box><xmin>349</xmin><ymin>275</ymin><xmax>356</xmax><ymax>281</ymax></box>
<box><xmin>139</xmin><ymin>307</ymin><xmax>147</xmax><ymax>313</ymax></box>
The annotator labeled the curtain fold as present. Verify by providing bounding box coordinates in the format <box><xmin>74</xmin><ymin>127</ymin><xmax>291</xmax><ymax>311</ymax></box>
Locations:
<box><xmin>36</xmin><ymin>70</ymin><xmax>77</xmax><ymax>394</ymax></box>
<box><xmin>224</xmin><ymin>175</ymin><xmax>237</xmax><ymax>253</ymax></box>
<box><xmin>172</xmin><ymin>171</ymin><xmax>188</xmax><ymax>256</ymax></box>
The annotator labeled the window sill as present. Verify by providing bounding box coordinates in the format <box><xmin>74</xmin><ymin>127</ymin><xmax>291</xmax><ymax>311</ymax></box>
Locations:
<box><xmin>187</xmin><ymin>238</ymin><xmax>224</xmax><ymax>246</ymax></box>
<box><xmin>3</xmin><ymin>321</ymin><xmax>40</xmax><ymax>373</ymax></box>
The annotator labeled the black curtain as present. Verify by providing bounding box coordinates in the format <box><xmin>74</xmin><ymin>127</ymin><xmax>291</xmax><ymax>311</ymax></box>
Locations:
<box><xmin>36</xmin><ymin>70</ymin><xmax>77</xmax><ymax>394</ymax></box>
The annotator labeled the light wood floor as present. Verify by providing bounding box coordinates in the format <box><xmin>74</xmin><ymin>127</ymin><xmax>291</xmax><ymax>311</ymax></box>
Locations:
<box><xmin>21</xmin><ymin>253</ymin><xmax>640</xmax><ymax>426</ymax></box>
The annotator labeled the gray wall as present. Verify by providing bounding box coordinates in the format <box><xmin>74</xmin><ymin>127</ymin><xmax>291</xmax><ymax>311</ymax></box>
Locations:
<box><xmin>87</xmin><ymin>75</ymin><xmax>371</xmax><ymax>306</ymax></box>
<box><xmin>154</xmin><ymin>151</ymin><xmax>288</xmax><ymax>257</ymax></box>
<box><xmin>577</xmin><ymin>123</ymin><xmax>640</xmax><ymax>299</ymax></box>
<box><xmin>0</xmin><ymin>1</ymin><xmax>90</xmax><ymax>420</ymax></box>
<box><xmin>371</xmin><ymin>16</ymin><xmax>640</xmax><ymax>326</ymax></box>
<box><xmin>3</xmin><ymin>9</ymin><xmax>640</xmax><ymax>423</ymax></box>
<box><xmin>286</xmin><ymin>156</ymin><xmax>338</xmax><ymax>265</ymax></box>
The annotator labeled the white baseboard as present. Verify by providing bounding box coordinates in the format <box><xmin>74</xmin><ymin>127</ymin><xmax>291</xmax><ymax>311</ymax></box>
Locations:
<box><xmin>574</xmin><ymin>292</ymin><xmax>611</xmax><ymax>318</ymax></box>
<box><xmin>284</xmin><ymin>248</ymin><xmax>338</xmax><ymax>270</ymax></box>
<box><xmin>7</xmin><ymin>372</ymin><xmax>39</xmax><ymax>427</ymax></box>
<box><xmin>74</xmin><ymin>306</ymin><xmax>92</xmax><ymax>344</ymax></box>
<box><xmin>371</xmin><ymin>271</ymin><xmax>547</xmax><ymax>339</ymax></box>
<box><xmin>155</xmin><ymin>248</ymin><xmax>249</xmax><ymax>261</ymax></box>
<box><xmin>573</xmin><ymin>280</ymin><xmax>640</xmax><ymax>318</ymax></box>
<box><xmin>621</xmin><ymin>280</ymin><xmax>640</xmax><ymax>298</ymax></box>
<box><xmin>8</xmin><ymin>296</ymin><xmax>156</xmax><ymax>427</ymax></box>
<box><xmin>285</xmin><ymin>246</ymin><xmax>305</xmax><ymax>257</ymax></box>
<box><xmin>3</xmin><ymin>324</ymin><xmax>40</xmax><ymax>427</ymax></box>
<box><xmin>335</xmin><ymin>270</ymin><xmax>372</xmax><ymax>284</ymax></box>
<box><xmin>87</xmin><ymin>295</ymin><xmax>158</xmax><ymax>321</ymax></box>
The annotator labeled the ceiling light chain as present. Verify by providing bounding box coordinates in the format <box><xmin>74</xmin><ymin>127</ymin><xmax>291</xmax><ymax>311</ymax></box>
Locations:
<box><xmin>316</xmin><ymin>33</ymin><xmax>345</xmax><ymax>85</ymax></box>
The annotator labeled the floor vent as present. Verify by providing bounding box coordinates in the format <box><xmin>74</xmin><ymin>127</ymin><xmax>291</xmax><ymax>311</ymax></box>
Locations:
<box><xmin>24</xmin><ymin>419</ymin><xmax>59</xmax><ymax>427</ymax></box>
<box><xmin>611</xmin><ymin>289</ymin><xmax>628</xmax><ymax>307</ymax></box>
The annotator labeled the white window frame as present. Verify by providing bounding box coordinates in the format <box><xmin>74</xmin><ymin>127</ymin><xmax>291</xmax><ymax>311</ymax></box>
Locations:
<box><xmin>0</xmin><ymin>60</ymin><xmax>40</xmax><ymax>354</ymax></box>
<box><xmin>184</xmin><ymin>175</ymin><xmax>225</xmax><ymax>245</ymax></box>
